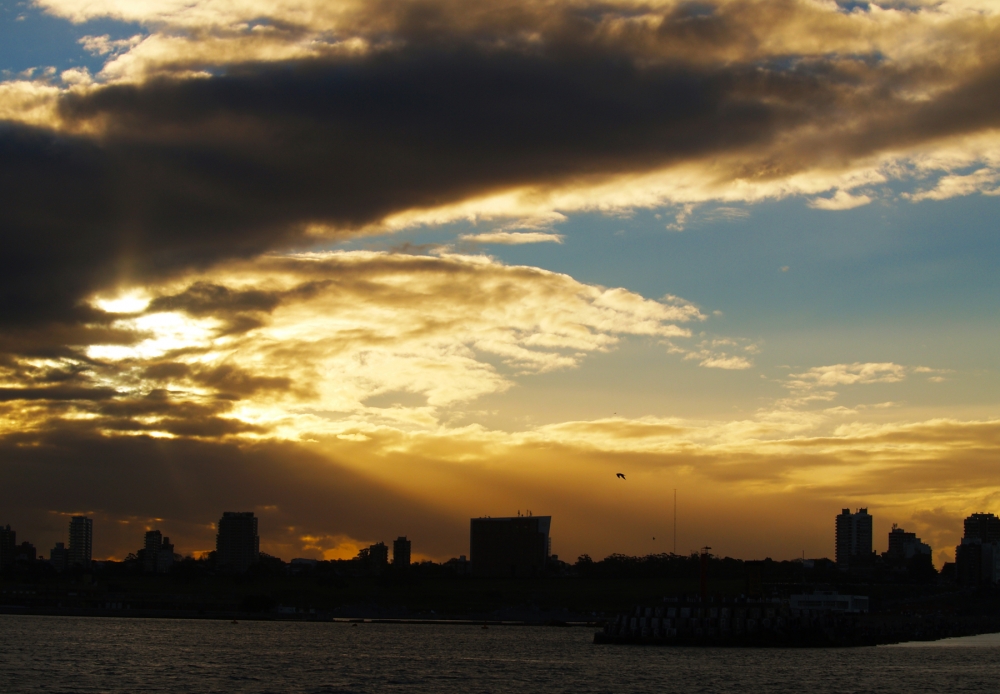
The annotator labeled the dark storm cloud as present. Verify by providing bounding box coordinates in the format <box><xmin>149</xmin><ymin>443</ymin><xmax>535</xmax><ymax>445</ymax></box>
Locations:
<box><xmin>145</xmin><ymin>279</ymin><xmax>333</xmax><ymax>324</ymax></box>
<box><xmin>0</xmin><ymin>43</ymin><xmax>835</xmax><ymax>331</ymax></box>
<box><xmin>0</xmin><ymin>385</ymin><xmax>119</xmax><ymax>401</ymax></box>
<box><xmin>189</xmin><ymin>365</ymin><xmax>292</xmax><ymax>398</ymax></box>
<box><xmin>142</xmin><ymin>362</ymin><xmax>291</xmax><ymax>397</ymax></box>
<box><xmin>147</xmin><ymin>282</ymin><xmax>287</xmax><ymax>316</ymax></box>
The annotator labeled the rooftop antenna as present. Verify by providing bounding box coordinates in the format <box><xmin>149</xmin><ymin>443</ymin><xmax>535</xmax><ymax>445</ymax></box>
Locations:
<box><xmin>673</xmin><ymin>489</ymin><xmax>677</xmax><ymax>555</ymax></box>
<box><xmin>700</xmin><ymin>546</ymin><xmax>711</xmax><ymax>601</ymax></box>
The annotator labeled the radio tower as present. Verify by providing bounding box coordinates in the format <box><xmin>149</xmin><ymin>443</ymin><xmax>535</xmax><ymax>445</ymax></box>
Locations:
<box><xmin>673</xmin><ymin>489</ymin><xmax>677</xmax><ymax>554</ymax></box>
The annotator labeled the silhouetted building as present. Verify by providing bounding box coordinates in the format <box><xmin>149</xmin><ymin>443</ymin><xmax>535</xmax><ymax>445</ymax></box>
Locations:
<box><xmin>835</xmin><ymin>508</ymin><xmax>872</xmax><ymax>569</ymax></box>
<box><xmin>216</xmin><ymin>512</ymin><xmax>259</xmax><ymax>573</ymax></box>
<box><xmin>49</xmin><ymin>542</ymin><xmax>68</xmax><ymax>572</ymax></box>
<box><xmin>353</xmin><ymin>541</ymin><xmax>389</xmax><ymax>575</ymax></box>
<box><xmin>393</xmin><ymin>536</ymin><xmax>411</xmax><ymax>568</ymax></box>
<box><xmin>369</xmin><ymin>541</ymin><xmax>389</xmax><ymax>574</ymax></box>
<box><xmin>156</xmin><ymin>537</ymin><xmax>177</xmax><ymax>573</ymax></box>
<box><xmin>141</xmin><ymin>529</ymin><xmax>161</xmax><ymax>572</ymax></box>
<box><xmin>956</xmin><ymin>539</ymin><xmax>987</xmax><ymax>586</ymax></box>
<box><xmin>145</xmin><ymin>530</ymin><xmax>163</xmax><ymax>555</ymax></box>
<box><xmin>15</xmin><ymin>541</ymin><xmax>36</xmax><ymax>564</ymax></box>
<box><xmin>964</xmin><ymin>513</ymin><xmax>1000</xmax><ymax>543</ymax></box>
<box><xmin>470</xmin><ymin>515</ymin><xmax>551</xmax><ymax>578</ymax></box>
<box><xmin>884</xmin><ymin>524</ymin><xmax>932</xmax><ymax>561</ymax></box>
<box><xmin>140</xmin><ymin>530</ymin><xmax>177</xmax><ymax>573</ymax></box>
<box><xmin>882</xmin><ymin>524</ymin><xmax>934</xmax><ymax>580</ymax></box>
<box><xmin>68</xmin><ymin>516</ymin><xmax>93</xmax><ymax>568</ymax></box>
<box><xmin>0</xmin><ymin>525</ymin><xmax>15</xmax><ymax>570</ymax></box>
<box><xmin>956</xmin><ymin>512</ymin><xmax>1000</xmax><ymax>587</ymax></box>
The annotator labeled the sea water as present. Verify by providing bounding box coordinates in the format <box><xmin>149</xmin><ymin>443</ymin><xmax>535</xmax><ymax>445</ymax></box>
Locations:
<box><xmin>2</xmin><ymin>615</ymin><xmax>999</xmax><ymax>693</ymax></box>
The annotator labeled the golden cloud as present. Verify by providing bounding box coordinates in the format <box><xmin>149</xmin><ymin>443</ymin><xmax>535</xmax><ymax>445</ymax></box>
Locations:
<box><xmin>0</xmin><ymin>252</ymin><xmax>707</xmax><ymax>441</ymax></box>
<box><xmin>458</xmin><ymin>231</ymin><xmax>564</xmax><ymax>245</ymax></box>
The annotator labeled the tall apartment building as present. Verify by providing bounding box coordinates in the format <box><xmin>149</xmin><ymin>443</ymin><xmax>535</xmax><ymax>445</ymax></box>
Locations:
<box><xmin>68</xmin><ymin>516</ymin><xmax>93</xmax><ymax>569</ymax></box>
<box><xmin>393</xmin><ymin>536</ymin><xmax>411</xmax><ymax>568</ymax></box>
<box><xmin>144</xmin><ymin>530</ymin><xmax>163</xmax><ymax>556</ymax></box>
<box><xmin>835</xmin><ymin>508</ymin><xmax>873</xmax><ymax>569</ymax></box>
<box><xmin>0</xmin><ymin>525</ymin><xmax>15</xmax><ymax>570</ymax></box>
<box><xmin>369</xmin><ymin>541</ymin><xmax>389</xmax><ymax>572</ymax></box>
<box><xmin>354</xmin><ymin>541</ymin><xmax>390</xmax><ymax>575</ymax></box>
<box><xmin>470</xmin><ymin>515</ymin><xmax>551</xmax><ymax>578</ymax></box>
<box><xmin>216</xmin><ymin>512</ymin><xmax>259</xmax><ymax>573</ymax></box>
<box><xmin>956</xmin><ymin>512</ymin><xmax>1000</xmax><ymax>586</ymax></box>
<box><xmin>964</xmin><ymin>513</ymin><xmax>1000</xmax><ymax>543</ymax></box>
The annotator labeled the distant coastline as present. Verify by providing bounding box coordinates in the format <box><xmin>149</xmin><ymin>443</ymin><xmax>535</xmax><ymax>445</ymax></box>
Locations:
<box><xmin>5</xmin><ymin>604</ymin><xmax>1000</xmax><ymax>650</ymax></box>
<box><xmin>0</xmin><ymin>605</ymin><xmax>598</xmax><ymax>627</ymax></box>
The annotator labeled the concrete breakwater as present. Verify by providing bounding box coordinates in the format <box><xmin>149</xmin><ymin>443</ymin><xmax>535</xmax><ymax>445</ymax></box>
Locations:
<box><xmin>594</xmin><ymin>600</ymin><xmax>1000</xmax><ymax>647</ymax></box>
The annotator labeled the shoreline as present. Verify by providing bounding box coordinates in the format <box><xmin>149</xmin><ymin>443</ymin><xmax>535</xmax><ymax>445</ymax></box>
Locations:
<box><xmin>4</xmin><ymin>606</ymin><xmax>1000</xmax><ymax>648</ymax></box>
<box><xmin>0</xmin><ymin>605</ymin><xmax>599</xmax><ymax>627</ymax></box>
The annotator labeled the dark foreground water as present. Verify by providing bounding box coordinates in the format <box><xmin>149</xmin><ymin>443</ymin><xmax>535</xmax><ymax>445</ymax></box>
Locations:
<box><xmin>2</xmin><ymin>616</ymin><xmax>1000</xmax><ymax>693</ymax></box>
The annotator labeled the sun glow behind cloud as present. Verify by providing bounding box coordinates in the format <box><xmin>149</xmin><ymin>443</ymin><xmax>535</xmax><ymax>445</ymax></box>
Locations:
<box><xmin>93</xmin><ymin>291</ymin><xmax>150</xmax><ymax>314</ymax></box>
<box><xmin>78</xmin><ymin>251</ymin><xmax>708</xmax><ymax>430</ymax></box>
<box><xmin>86</xmin><ymin>312</ymin><xmax>222</xmax><ymax>361</ymax></box>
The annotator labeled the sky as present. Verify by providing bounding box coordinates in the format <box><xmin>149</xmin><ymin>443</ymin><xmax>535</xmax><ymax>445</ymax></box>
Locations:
<box><xmin>1</xmin><ymin>0</ymin><xmax>999</xmax><ymax>568</ymax></box>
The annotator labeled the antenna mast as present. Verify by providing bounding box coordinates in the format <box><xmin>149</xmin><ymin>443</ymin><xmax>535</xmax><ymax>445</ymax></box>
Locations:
<box><xmin>673</xmin><ymin>488</ymin><xmax>677</xmax><ymax>554</ymax></box>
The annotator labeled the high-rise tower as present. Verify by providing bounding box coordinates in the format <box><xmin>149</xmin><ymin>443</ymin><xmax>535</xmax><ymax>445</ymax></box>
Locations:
<box><xmin>393</xmin><ymin>536</ymin><xmax>411</xmax><ymax>568</ymax></box>
<box><xmin>68</xmin><ymin>516</ymin><xmax>93</xmax><ymax>568</ymax></box>
<box><xmin>963</xmin><ymin>513</ymin><xmax>1000</xmax><ymax>543</ymax></box>
<box><xmin>216</xmin><ymin>512</ymin><xmax>259</xmax><ymax>573</ymax></box>
<box><xmin>835</xmin><ymin>508</ymin><xmax>872</xmax><ymax>568</ymax></box>
<box><xmin>956</xmin><ymin>512</ymin><xmax>1000</xmax><ymax>587</ymax></box>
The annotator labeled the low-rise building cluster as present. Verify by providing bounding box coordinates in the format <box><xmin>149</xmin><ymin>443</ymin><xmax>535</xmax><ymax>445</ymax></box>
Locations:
<box><xmin>352</xmin><ymin>537</ymin><xmax>412</xmax><ymax>575</ymax></box>
<box><xmin>834</xmin><ymin>508</ymin><xmax>934</xmax><ymax>581</ymax></box>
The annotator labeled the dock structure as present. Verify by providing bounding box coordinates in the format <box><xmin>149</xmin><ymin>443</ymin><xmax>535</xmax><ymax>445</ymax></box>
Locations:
<box><xmin>594</xmin><ymin>594</ymin><xmax>999</xmax><ymax>647</ymax></box>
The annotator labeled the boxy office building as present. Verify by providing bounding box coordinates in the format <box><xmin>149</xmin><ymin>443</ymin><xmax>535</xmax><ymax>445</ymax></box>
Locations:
<box><xmin>470</xmin><ymin>515</ymin><xmax>551</xmax><ymax>578</ymax></box>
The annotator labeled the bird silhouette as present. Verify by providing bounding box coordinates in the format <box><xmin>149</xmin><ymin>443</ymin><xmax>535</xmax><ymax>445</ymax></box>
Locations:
<box><xmin>616</xmin><ymin>473</ymin><xmax>626</xmax><ymax>480</ymax></box>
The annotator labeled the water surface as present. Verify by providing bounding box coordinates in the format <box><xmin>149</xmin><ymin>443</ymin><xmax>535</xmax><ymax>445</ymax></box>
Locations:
<box><xmin>2</xmin><ymin>615</ymin><xmax>999</xmax><ymax>693</ymax></box>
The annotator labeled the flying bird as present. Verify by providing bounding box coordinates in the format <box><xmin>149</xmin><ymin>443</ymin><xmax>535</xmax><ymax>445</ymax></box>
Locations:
<box><xmin>616</xmin><ymin>473</ymin><xmax>626</xmax><ymax>480</ymax></box>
